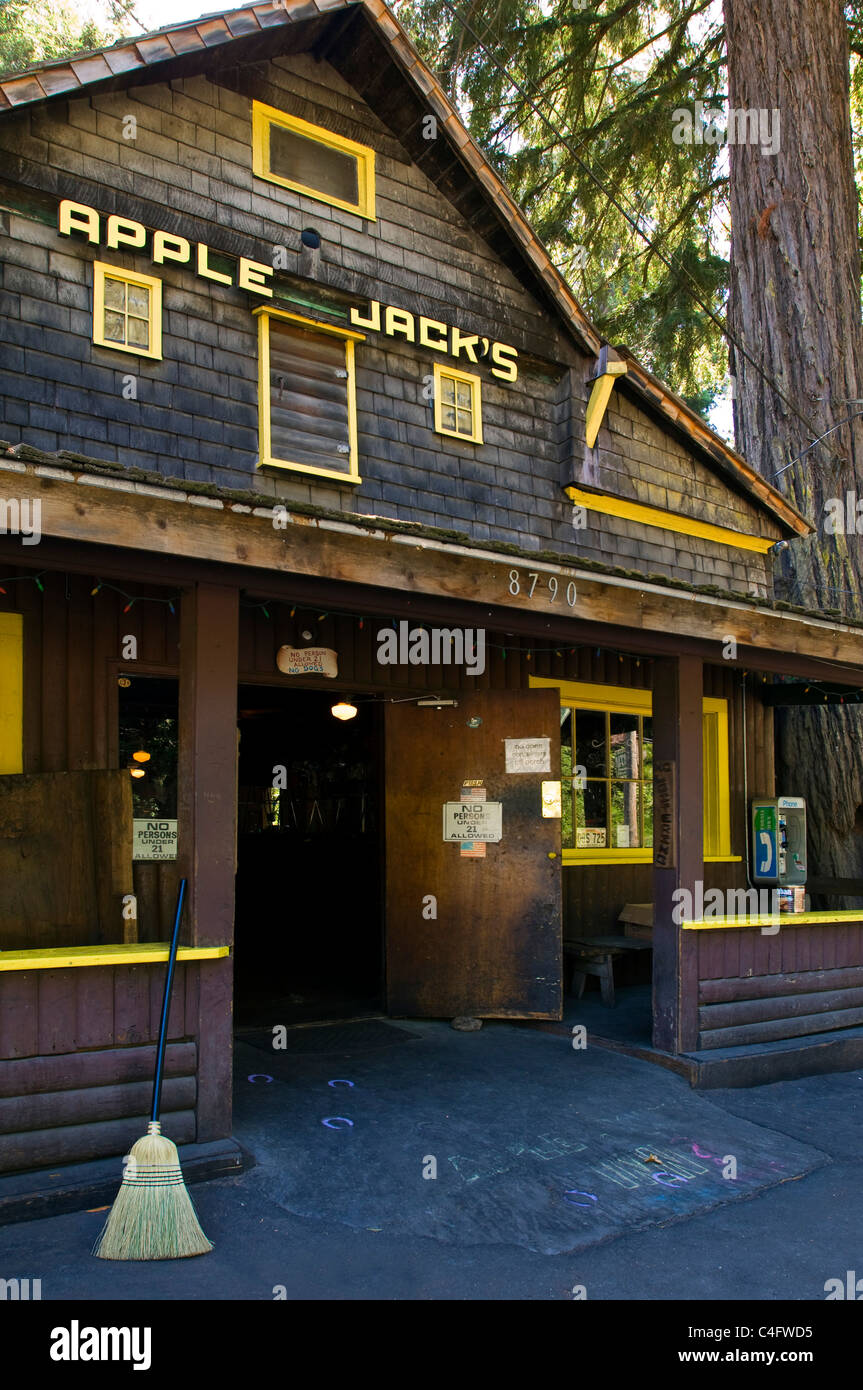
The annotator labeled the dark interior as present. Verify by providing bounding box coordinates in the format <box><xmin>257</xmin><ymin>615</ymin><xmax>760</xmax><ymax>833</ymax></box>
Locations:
<box><xmin>233</xmin><ymin>685</ymin><xmax>383</xmax><ymax>1028</ymax></box>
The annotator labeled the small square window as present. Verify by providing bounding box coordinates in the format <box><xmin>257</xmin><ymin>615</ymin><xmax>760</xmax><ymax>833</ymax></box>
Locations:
<box><xmin>92</xmin><ymin>263</ymin><xmax>162</xmax><ymax>360</ymax></box>
<box><xmin>433</xmin><ymin>364</ymin><xmax>482</xmax><ymax>444</ymax></box>
<box><xmin>252</xmin><ymin>101</ymin><xmax>375</xmax><ymax>220</ymax></box>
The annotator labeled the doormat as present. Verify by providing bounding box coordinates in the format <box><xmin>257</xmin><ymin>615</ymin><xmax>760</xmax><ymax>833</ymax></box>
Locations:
<box><xmin>239</xmin><ymin>1020</ymin><xmax>421</xmax><ymax>1055</ymax></box>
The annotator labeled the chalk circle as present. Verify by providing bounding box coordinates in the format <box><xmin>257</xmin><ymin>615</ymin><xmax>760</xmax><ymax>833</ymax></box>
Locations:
<box><xmin>328</xmin><ymin>1079</ymin><xmax>355</xmax><ymax>1088</ymax></box>
<box><xmin>247</xmin><ymin>1073</ymin><xmax>274</xmax><ymax>1083</ymax></box>
<box><xmin>322</xmin><ymin>1116</ymin><xmax>354</xmax><ymax>1129</ymax></box>
<box><xmin>563</xmin><ymin>1190</ymin><xmax>598</xmax><ymax>1208</ymax></box>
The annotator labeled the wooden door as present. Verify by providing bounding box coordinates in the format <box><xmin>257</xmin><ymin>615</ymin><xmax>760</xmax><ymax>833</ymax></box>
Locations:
<box><xmin>385</xmin><ymin>688</ymin><xmax>562</xmax><ymax>1019</ymax></box>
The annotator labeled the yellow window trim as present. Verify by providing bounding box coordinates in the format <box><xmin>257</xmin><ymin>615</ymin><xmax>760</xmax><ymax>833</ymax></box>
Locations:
<box><xmin>252</xmin><ymin>100</ymin><xmax>376</xmax><ymax>220</ymax></box>
<box><xmin>530</xmin><ymin>676</ymin><xmax>732</xmax><ymax>863</ymax></box>
<box><xmin>92</xmin><ymin>261</ymin><xmax>162</xmax><ymax>360</ymax></box>
<box><xmin>703</xmin><ymin>696</ymin><xmax>732</xmax><ymax>857</ymax></box>
<box><xmin>255</xmin><ymin>306</ymin><xmax>364</xmax><ymax>485</ymax></box>
<box><xmin>564</xmin><ymin>485</ymin><xmax>775</xmax><ymax>554</ymax></box>
<box><xmin>0</xmin><ymin>611</ymin><xmax>23</xmax><ymax>774</ymax></box>
<box><xmin>433</xmin><ymin>362</ymin><xmax>483</xmax><ymax>444</ymax></box>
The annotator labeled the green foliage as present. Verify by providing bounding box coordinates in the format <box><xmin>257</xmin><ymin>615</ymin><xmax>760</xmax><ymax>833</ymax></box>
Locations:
<box><xmin>391</xmin><ymin>0</ymin><xmax>740</xmax><ymax>412</ymax></box>
<box><xmin>0</xmin><ymin>0</ymin><xmax>139</xmax><ymax>79</ymax></box>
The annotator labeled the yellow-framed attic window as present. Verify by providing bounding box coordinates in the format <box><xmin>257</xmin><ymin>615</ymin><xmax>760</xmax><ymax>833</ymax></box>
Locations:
<box><xmin>252</xmin><ymin>101</ymin><xmax>376</xmax><ymax>220</ymax></box>
<box><xmin>433</xmin><ymin>362</ymin><xmax>483</xmax><ymax>444</ymax></box>
<box><xmin>255</xmin><ymin>306</ymin><xmax>364</xmax><ymax>485</ymax></box>
<box><xmin>529</xmin><ymin>677</ymin><xmax>736</xmax><ymax>865</ymax></box>
<box><xmin>93</xmin><ymin>261</ymin><xmax>162</xmax><ymax>360</ymax></box>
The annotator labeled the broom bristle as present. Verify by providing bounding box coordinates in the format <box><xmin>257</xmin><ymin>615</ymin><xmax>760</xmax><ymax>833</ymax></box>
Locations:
<box><xmin>92</xmin><ymin>1122</ymin><xmax>213</xmax><ymax>1261</ymax></box>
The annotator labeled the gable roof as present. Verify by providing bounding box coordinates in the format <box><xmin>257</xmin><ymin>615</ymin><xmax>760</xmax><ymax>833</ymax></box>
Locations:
<box><xmin>0</xmin><ymin>0</ymin><xmax>811</xmax><ymax>540</ymax></box>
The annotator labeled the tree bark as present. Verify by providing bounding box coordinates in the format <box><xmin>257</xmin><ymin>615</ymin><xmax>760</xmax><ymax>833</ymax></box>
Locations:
<box><xmin>725</xmin><ymin>0</ymin><xmax>863</xmax><ymax>896</ymax></box>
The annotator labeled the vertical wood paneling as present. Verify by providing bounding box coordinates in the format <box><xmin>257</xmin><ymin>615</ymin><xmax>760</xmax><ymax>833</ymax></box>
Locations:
<box><xmin>15</xmin><ymin>572</ymin><xmax>43</xmax><ymax>774</ymax></box>
<box><xmin>37</xmin><ymin>969</ymin><xmax>79</xmax><ymax>1053</ymax></box>
<box><xmin>0</xmin><ymin>972</ymin><xmax>39</xmax><ymax>1058</ymax></box>
<box><xmin>76</xmin><ymin>966</ymin><xmax>115</xmax><ymax>1048</ymax></box>
<box><xmin>67</xmin><ymin>575</ymin><xmax>94</xmax><ymax>769</ymax></box>
<box><xmin>40</xmin><ymin>572</ymin><xmax>67</xmax><ymax>772</ymax></box>
<box><xmin>114</xmin><ymin>966</ymin><xmax>153</xmax><ymax>1046</ymax></box>
<box><xmin>149</xmin><ymin>960</ymin><xmax>186</xmax><ymax>1040</ymax></box>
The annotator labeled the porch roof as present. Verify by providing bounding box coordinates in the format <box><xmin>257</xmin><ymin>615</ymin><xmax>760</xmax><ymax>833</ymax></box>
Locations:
<box><xmin>1</xmin><ymin>437</ymin><xmax>862</xmax><ymax>682</ymax></box>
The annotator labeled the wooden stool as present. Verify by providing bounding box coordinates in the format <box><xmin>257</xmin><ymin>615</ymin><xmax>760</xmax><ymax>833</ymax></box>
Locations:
<box><xmin>564</xmin><ymin>934</ymin><xmax>652</xmax><ymax>1007</ymax></box>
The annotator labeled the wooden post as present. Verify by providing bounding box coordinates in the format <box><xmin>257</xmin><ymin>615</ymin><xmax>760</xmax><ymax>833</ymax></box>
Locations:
<box><xmin>178</xmin><ymin>582</ymin><xmax>238</xmax><ymax>1141</ymax></box>
<box><xmin>652</xmin><ymin>655</ymin><xmax>702</xmax><ymax>1053</ymax></box>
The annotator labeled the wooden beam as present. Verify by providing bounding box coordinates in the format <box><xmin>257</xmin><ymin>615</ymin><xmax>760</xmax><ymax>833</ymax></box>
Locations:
<box><xmin>7</xmin><ymin>470</ymin><xmax>863</xmax><ymax>671</ymax></box>
<box><xmin>177</xmin><ymin>583</ymin><xmax>238</xmax><ymax>1142</ymax></box>
<box><xmin>4</xmin><ymin>522</ymin><xmax>863</xmax><ymax>685</ymax></box>
<box><xmin>652</xmin><ymin>655</ymin><xmax>702</xmax><ymax>1053</ymax></box>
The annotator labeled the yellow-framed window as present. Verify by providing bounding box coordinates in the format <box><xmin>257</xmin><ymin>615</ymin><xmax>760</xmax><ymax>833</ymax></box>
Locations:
<box><xmin>254</xmin><ymin>306</ymin><xmax>364</xmax><ymax>484</ymax></box>
<box><xmin>433</xmin><ymin>363</ymin><xmax>483</xmax><ymax>444</ymax></box>
<box><xmin>252</xmin><ymin>101</ymin><xmax>376</xmax><ymax>220</ymax></box>
<box><xmin>93</xmin><ymin>262</ymin><xmax>162</xmax><ymax>360</ymax></box>
<box><xmin>0</xmin><ymin>611</ymin><xmax>23</xmax><ymax>774</ymax></box>
<box><xmin>529</xmin><ymin>677</ymin><xmax>736</xmax><ymax>864</ymax></box>
<box><xmin>703</xmin><ymin>697</ymin><xmax>732</xmax><ymax>858</ymax></box>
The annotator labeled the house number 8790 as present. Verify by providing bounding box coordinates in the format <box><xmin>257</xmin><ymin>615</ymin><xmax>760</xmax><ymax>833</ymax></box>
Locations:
<box><xmin>508</xmin><ymin>569</ymin><xmax>576</xmax><ymax>607</ymax></box>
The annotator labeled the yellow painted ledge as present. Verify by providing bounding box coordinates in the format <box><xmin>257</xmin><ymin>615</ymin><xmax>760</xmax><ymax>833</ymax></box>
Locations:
<box><xmin>0</xmin><ymin>943</ymin><xmax>230</xmax><ymax>971</ymax></box>
<box><xmin>565</xmin><ymin>485</ymin><xmax>775</xmax><ymax>553</ymax></box>
<box><xmin>682</xmin><ymin>910</ymin><xmax>863</xmax><ymax>930</ymax></box>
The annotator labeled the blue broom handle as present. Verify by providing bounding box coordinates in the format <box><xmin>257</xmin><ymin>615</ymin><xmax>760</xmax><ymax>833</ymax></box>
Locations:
<box><xmin>151</xmin><ymin>878</ymin><xmax>187</xmax><ymax>1125</ymax></box>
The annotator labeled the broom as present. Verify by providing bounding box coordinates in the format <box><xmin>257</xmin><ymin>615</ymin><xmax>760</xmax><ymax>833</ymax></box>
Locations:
<box><xmin>93</xmin><ymin>878</ymin><xmax>213</xmax><ymax>1260</ymax></box>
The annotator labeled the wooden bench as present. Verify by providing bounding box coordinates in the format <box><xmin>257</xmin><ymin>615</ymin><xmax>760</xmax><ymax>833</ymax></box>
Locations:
<box><xmin>563</xmin><ymin>934</ymin><xmax>652</xmax><ymax>1007</ymax></box>
<box><xmin>617</xmin><ymin>902</ymin><xmax>653</xmax><ymax>941</ymax></box>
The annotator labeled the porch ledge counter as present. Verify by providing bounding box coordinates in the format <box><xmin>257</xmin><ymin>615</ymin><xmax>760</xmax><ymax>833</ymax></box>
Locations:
<box><xmin>0</xmin><ymin>944</ymin><xmax>230</xmax><ymax>970</ymax></box>
<box><xmin>681</xmin><ymin>909</ymin><xmax>863</xmax><ymax>929</ymax></box>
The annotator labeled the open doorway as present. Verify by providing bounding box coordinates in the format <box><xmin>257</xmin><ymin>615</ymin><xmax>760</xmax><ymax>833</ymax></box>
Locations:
<box><xmin>234</xmin><ymin>685</ymin><xmax>383</xmax><ymax>1028</ymax></box>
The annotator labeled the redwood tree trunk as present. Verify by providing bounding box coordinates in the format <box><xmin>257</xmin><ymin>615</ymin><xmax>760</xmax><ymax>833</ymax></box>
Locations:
<box><xmin>725</xmin><ymin>0</ymin><xmax>863</xmax><ymax>894</ymax></box>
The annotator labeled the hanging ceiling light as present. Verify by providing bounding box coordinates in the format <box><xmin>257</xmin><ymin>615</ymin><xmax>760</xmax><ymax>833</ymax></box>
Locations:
<box><xmin>132</xmin><ymin>750</ymin><xmax>151</xmax><ymax>763</ymax></box>
<box><xmin>331</xmin><ymin>697</ymin><xmax>358</xmax><ymax>721</ymax></box>
<box><xmin>129</xmin><ymin>767</ymin><xmax>146</xmax><ymax>779</ymax></box>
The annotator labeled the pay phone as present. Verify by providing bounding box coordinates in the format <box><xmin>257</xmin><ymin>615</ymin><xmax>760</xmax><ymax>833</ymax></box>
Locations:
<box><xmin>750</xmin><ymin>796</ymin><xmax>807</xmax><ymax>886</ymax></box>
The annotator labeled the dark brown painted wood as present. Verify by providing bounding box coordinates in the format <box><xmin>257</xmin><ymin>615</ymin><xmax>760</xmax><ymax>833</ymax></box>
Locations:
<box><xmin>0</xmin><ymin>1076</ymin><xmax>195</xmax><ymax>1133</ymax></box>
<box><xmin>700</xmin><ymin>1007</ymin><xmax>863</xmax><ymax>1049</ymax></box>
<box><xmin>178</xmin><ymin>582</ymin><xmax>239</xmax><ymax>947</ymax></box>
<box><xmin>700</xmin><ymin>986</ymin><xmax>863</xmax><ymax>1028</ymax></box>
<box><xmin>652</xmin><ymin>655</ymin><xmax>703</xmax><ymax>1052</ymax></box>
<box><xmin>700</xmin><ymin>964</ymin><xmax>863</xmax><ymax>1003</ymax></box>
<box><xmin>0</xmin><ymin>972</ymin><xmax>39</xmax><ymax>1059</ymax></box>
<box><xmin>0</xmin><ymin>1110</ymin><xmax>197</xmax><ymax>1172</ymax></box>
<box><xmin>0</xmin><ymin>1042</ymin><xmax>196</xmax><ymax>1096</ymax></box>
<box><xmin>384</xmin><ymin>688</ymin><xmax>562</xmax><ymax>1019</ymax></box>
<box><xmin>194</xmin><ymin>958</ymin><xmax>234</xmax><ymax>1142</ymax></box>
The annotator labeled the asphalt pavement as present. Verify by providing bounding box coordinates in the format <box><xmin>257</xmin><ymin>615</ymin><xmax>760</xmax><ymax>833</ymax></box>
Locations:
<box><xmin>2</xmin><ymin>1018</ymin><xmax>861</xmax><ymax>1300</ymax></box>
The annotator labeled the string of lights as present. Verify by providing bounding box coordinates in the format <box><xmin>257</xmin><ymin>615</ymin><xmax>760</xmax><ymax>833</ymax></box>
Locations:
<box><xmin>1</xmin><ymin>575</ymin><xmax>860</xmax><ymax>698</ymax></box>
<box><xmin>0</xmin><ymin>570</ymin><xmax>178</xmax><ymax>614</ymax></box>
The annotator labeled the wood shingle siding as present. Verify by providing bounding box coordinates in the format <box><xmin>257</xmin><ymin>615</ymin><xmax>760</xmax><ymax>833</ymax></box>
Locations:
<box><xmin>0</xmin><ymin>36</ymin><xmax>797</xmax><ymax>595</ymax></box>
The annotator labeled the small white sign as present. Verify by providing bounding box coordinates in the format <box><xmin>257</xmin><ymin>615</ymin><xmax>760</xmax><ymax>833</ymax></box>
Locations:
<box><xmin>616</xmin><ymin>824</ymin><xmax>631</xmax><ymax>847</ymax></box>
<box><xmin>276</xmin><ymin>646</ymin><xmax>338</xmax><ymax>678</ymax></box>
<box><xmin>504</xmin><ymin>737</ymin><xmax>551</xmax><ymax>774</ymax></box>
<box><xmin>133</xmin><ymin>818</ymin><xmax>178</xmax><ymax>861</ymax></box>
<box><xmin>443</xmin><ymin>801</ymin><xmax>503</xmax><ymax>842</ymax></box>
